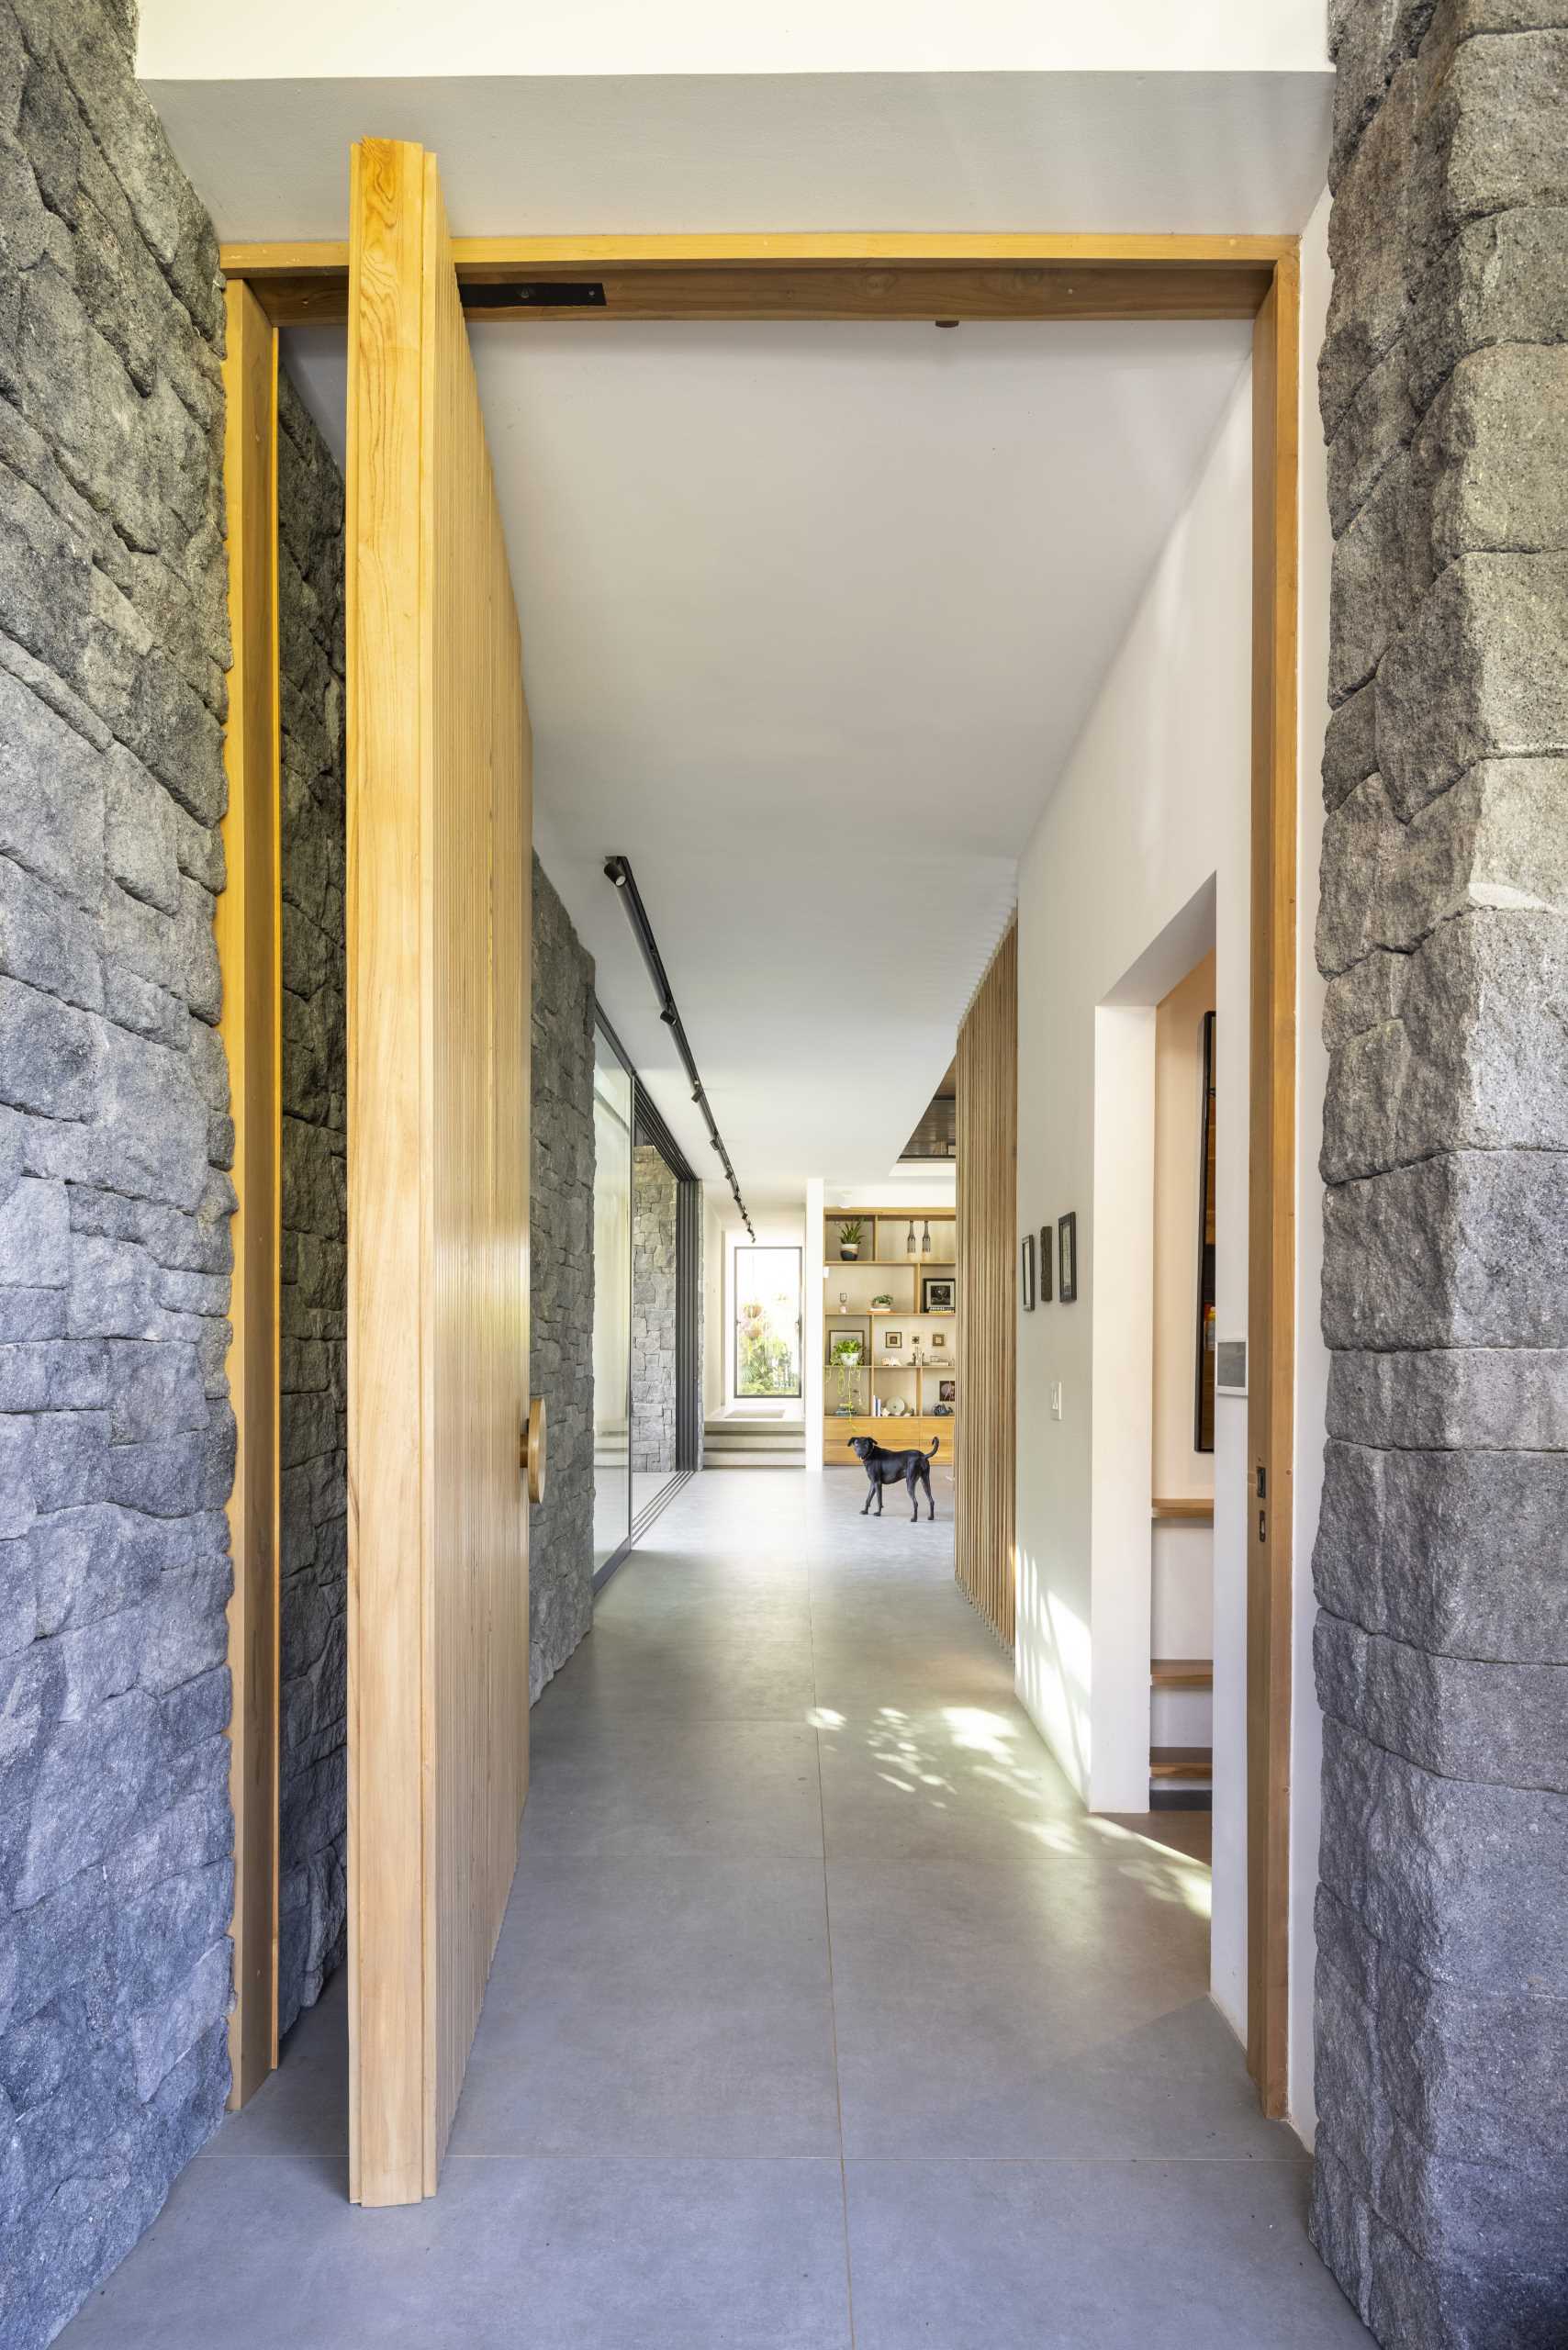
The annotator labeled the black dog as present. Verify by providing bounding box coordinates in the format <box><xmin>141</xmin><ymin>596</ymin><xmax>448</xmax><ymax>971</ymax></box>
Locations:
<box><xmin>849</xmin><ymin>1434</ymin><xmax>938</xmax><ymax>1521</ymax></box>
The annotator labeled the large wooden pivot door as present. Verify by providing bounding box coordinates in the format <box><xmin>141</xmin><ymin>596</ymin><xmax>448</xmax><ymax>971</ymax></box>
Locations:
<box><xmin>346</xmin><ymin>139</ymin><xmax>532</xmax><ymax>2207</ymax></box>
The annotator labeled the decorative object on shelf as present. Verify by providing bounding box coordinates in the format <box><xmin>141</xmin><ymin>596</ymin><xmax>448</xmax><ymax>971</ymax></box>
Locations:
<box><xmin>838</xmin><ymin>1290</ymin><xmax>849</xmax><ymax>1315</ymax></box>
<box><xmin>933</xmin><ymin>1404</ymin><xmax>953</xmax><ymax>1417</ymax></box>
<box><xmin>905</xmin><ymin>1219</ymin><xmax>917</xmax><ymax>1255</ymax></box>
<box><xmin>838</xmin><ymin>1218</ymin><xmax>863</xmax><ymax>1261</ymax></box>
<box><xmin>923</xmin><ymin>1274</ymin><xmax>956</xmax><ymax>1313</ymax></box>
<box><xmin>1020</xmin><ymin>1232</ymin><xmax>1036</xmax><ymax>1312</ymax></box>
<box><xmin>884</xmin><ymin>1395</ymin><xmax>910</xmax><ymax>1417</ymax></box>
<box><xmin>830</xmin><ymin>1334</ymin><xmax>864</xmax><ymax>1416</ymax></box>
<box><xmin>882</xmin><ymin>1329</ymin><xmax>903</xmax><ymax>1349</ymax></box>
<box><xmin>1039</xmin><ymin>1226</ymin><xmax>1053</xmax><ymax>1303</ymax></box>
<box><xmin>921</xmin><ymin>1220</ymin><xmax>932</xmax><ymax>1255</ymax></box>
<box><xmin>871</xmin><ymin>1292</ymin><xmax>894</xmax><ymax>1309</ymax></box>
<box><xmin>930</xmin><ymin>1331</ymin><xmax>946</xmax><ymax>1349</ymax></box>
<box><xmin>1058</xmin><ymin>1211</ymin><xmax>1078</xmax><ymax>1304</ymax></box>
<box><xmin>939</xmin><ymin>1378</ymin><xmax>956</xmax><ymax>1404</ymax></box>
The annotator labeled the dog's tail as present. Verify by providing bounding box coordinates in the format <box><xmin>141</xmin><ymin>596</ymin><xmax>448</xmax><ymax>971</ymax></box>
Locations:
<box><xmin>927</xmin><ymin>1438</ymin><xmax>939</xmax><ymax>1458</ymax></box>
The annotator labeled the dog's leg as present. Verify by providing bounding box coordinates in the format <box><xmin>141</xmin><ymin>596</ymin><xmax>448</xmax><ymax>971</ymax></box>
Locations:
<box><xmin>925</xmin><ymin>1472</ymin><xmax>935</xmax><ymax>1521</ymax></box>
<box><xmin>861</xmin><ymin>1478</ymin><xmax>874</xmax><ymax>1516</ymax></box>
<box><xmin>908</xmin><ymin>1469</ymin><xmax>919</xmax><ymax>1522</ymax></box>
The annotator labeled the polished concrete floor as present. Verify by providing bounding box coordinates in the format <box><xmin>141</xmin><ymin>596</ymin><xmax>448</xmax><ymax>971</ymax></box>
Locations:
<box><xmin>61</xmin><ymin>1471</ymin><xmax>1365</xmax><ymax>2348</ymax></box>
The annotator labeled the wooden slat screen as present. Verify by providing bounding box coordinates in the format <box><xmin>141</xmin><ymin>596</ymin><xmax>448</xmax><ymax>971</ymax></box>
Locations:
<box><xmin>954</xmin><ymin>921</ymin><xmax>1018</xmax><ymax>1645</ymax></box>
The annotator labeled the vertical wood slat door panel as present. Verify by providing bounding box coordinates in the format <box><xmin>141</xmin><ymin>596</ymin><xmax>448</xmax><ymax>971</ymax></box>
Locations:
<box><xmin>347</xmin><ymin>139</ymin><xmax>532</xmax><ymax>2210</ymax></box>
<box><xmin>955</xmin><ymin>922</ymin><xmax>1018</xmax><ymax>1646</ymax></box>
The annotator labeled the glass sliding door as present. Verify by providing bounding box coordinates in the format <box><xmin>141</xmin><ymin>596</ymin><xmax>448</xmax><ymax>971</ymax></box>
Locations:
<box><xmin>591</xmin><ymin>1020</ymin><xmax>633</xmax><ymax>1575</ymax></box>
<box><xmin>631</xmin><ymin>1120</ymin><xmax>682</xmax><ymax>1532</ymax></box>
<box><xmin>734</xmin><ymin>1246</ymin><xmax>802</xmax><ymax>1401</ymax></box>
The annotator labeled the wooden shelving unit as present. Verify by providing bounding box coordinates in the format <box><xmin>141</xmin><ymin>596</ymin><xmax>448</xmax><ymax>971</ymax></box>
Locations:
<box><xmin>823</xmin><ymin>1206</ymin><xmax>958</xmax><ymax>1461</ymax></box>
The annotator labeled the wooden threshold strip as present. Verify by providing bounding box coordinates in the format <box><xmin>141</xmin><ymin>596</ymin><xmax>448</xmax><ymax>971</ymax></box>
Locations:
<box><xmin>221</xmin><ymin>233</ymin><xmax>1288</xmax><ymax>328</ymax></box>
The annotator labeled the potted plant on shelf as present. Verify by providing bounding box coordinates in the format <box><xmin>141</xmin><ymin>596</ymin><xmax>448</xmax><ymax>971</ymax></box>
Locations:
<box><xmin>870</xmin><ymin>1291</ymin><xmax>894</xmax><ymax>1309</ymax></box>
<box><xmin>837</xmin><ymin>1218</ymin><xmax>863</xmax><ymax>1261</ymax></box>
<box><xmin>831</xmin><ymin>1334</ymin><xmax>864</xmax><ymax>1416</ymax></box>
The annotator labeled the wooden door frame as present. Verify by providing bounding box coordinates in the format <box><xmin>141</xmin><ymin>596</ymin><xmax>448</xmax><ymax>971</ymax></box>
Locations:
<box><xmin>218</xmin><ymin>229</ymin><xmax>1298</xmax><ymax>2120</ymax></box>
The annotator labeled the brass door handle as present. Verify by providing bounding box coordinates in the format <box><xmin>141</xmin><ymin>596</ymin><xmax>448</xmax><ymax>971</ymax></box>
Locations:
<box><xmin>524</xmin><ymin>1396</ymin><xmax>547</xmax><ymax>1505</ymax></box>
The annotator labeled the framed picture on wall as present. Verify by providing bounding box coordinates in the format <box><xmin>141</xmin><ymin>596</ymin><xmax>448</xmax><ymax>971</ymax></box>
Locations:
<box><xmin>939</xmin><ymin>1378</ymin><xmax>956</xmax><ymax>1403</ymax></box>
<box><xmin>882</xmin><ymin>1329</ymin><xmax>903</xmax><ymax>1349</ymax></box>
<box><xmin>923</xmin><ymin>1275</ymin><xmax>957</xmax><ymax>1314</ymax></box>
<box><xmin>1039</xmin><ymin>1226</ymin><xmax>1053</xmax><ymax>1304</ymax></box>
<box><xmin>1058</xmin><ymin>1212</ymin><xmax>1078</xmax><ymax>1304</ymax></box>
<box><xmin>929</xmin><ymin>1330</ymin><xmax>946</xmax><ymax>1349</ymax></box>
<box><xmin>1020</xmin><ymin>1235</ymin><xmax>1036</xmax><ymax>1312</ymax></box>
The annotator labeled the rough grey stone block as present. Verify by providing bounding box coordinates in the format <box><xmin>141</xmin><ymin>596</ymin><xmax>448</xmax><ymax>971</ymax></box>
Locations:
<box><xmin>1378</xmin><ymin>1930</ymin><xmax>1568</xmax><ymax>2168</ymax></box>
<box><xmin>1324</xmin><ymin>1149</ymin><xmax>1568</xmax><ymax>1348</ymax></box>
<box><xmin>1322</xmin><ymin>681</ymin><xmax>1380</xmax><ymax>813</ymax></box>
<box><xmin>1316</xmin><ymin>1609</ymin><xmax>1568</xmax><ymax>1786</ymax></box>
<box><xmin>1329</xmin><ymin>340</ymin><xmax>1418</xmax><ymax>540</ymax></box>
<box><xmin>126</xmin><ymin>1938</ymin><xmax>230</xmax><ymax>2102</ymax></box>
<box><xmin>1310</xmin><ymin>2140</ymin><xmax>1375</xmax><ymax>2326</ymax></box>
<box><xmin>1317</xmin><ymin>759</ymin><xmax>1568</xmax><ymax>978</ymax></box>
<box><xmin>1316</xmin><ymin>1437</ymin><xmax>1568</xmax><ymax>1660</ymax></box>
<box><xmin>1331</xmin><ymin>452</ymin><xmax>1413</xmax><ymax>705</ymax></box>
<box><xmin>1368</xmin><ymin>2222</ymin><xmax>1568</xmax><ymax>2350</ymax></box>
<box><xmin>1319</xmin><ymin>1718</ymin><xmax>1568</xmax><ymax>1993</ymax></box>
<box><xmin>1375</xmin><ymin>554</ymin><xmax>1568</xmax><ymax>816</ymax></box>
<box><xmin>1322</xmin><ymin>911</ymin><xmax>1568</xmax><ymax>1179</ymax></box>
<box><xmin>1407</xmin><ymin>28</ymin><xmax>1568</xmax><ymax>284</ymax></box>
<box><xmin>0</xmin><ymin>973</ymin><xmax>98</xmax><ymax>1118</ymax></box>
<box><xmin>1327</xmin><ymin>1345</ymin><xmax>1568</xmax><ymax>1449</ymax></box>
<box><xmin>1323</xmin><ymin>62</ymin><xmax>1418</xmax><ymax>434</ymax></box>
<box><xmin>1411</xmin><ymin>345</ymin><xmax>1568</xmax><ymax>590</ymax></box>
<box><xmin>1408</xmin><ymin>205</ymin><xmax>1568</xmax><ymax>415</ymax></box>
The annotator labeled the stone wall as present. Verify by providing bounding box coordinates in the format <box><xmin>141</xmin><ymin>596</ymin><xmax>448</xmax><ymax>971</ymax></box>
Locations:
<box><xmin>275</xmin><ymin>372</ymin><xmax>346</xmax><ymax>2040</ymax></box>
<box><xmin>1314</xmin><ymin>6</ymin><xmax>1568</xmax><ymax>2344</ymax></box>
<box><xmin>631</xmin><ymin>1143</ymin><xmax>678</xmax><ymax>1475</ymax></box>
<box><xmin>530</xmin><ymin>856</ymin><xmax>594</xmax><ymax>1699</ymax></box>
<box><xmin>0</xmin><ymin>3</ymin><xmax>235</xmax><ymax>2342</ymax></box>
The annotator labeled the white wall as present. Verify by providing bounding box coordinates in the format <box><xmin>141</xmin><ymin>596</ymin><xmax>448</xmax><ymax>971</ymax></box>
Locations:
<box><xmin>1289</xmin><ymin>189</ymin><xmax>1333</xmax><ymax>2150</ymax></box>
<box><xmin>1013</xmin><ymin>378</ymin><xmax>1252</xmax><ymax>1948</ymax></box>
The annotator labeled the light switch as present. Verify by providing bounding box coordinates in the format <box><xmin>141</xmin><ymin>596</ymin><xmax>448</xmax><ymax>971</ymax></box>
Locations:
<box><xmin>1049</xmin><ymin>1381</ymin><xmax>1063</xmax><ymax>1422</ymax></box>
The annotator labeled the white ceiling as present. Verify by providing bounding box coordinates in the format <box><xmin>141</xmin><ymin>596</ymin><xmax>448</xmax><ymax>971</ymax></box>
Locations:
<box><xmin>145</xmin><ymin>71</ymin><xmax>1329</xmax><ymax>242</ymax></box>
<box><xmin>284</xmin><ymin>318</ymin><xmax>1249</xmax><ymax>1190</ymax></box>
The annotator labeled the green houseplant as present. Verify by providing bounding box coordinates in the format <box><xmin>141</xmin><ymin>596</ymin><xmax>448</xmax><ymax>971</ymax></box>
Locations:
<box><xmin>831</xmin><ymin>1334</ymin><xmax>864</xmax><ymax>1415</ymax></box>
<box><xmin>837</xmin><ymin>1218</ymin><xmax>863</xmax><ymax>1261</ymax></box>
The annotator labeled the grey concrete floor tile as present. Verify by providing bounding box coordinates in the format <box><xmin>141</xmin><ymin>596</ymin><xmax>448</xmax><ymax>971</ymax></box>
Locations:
<box><xmin>55</xmin><ymin>1469</ymin><xmax>1366</xmax><ymax>2348</ymax></box>
<box><xmin>205</xmin><ymin>1970</ymin><xmax>348</xmax><ymax>2159</ymax></box>
<box><xmin>815</xmin><ymin>1699</ymin><xmax>1084</xmax><ymax>1867</ymax></box>
<box><xmin>825</xmin><ymin>1857</ymin><xmax>1287</xmax><ymax>2159</ymax></box>
<box><xmin>844</xmin><ymin>2156</ymin><xmax>1369</xmax><ymax>2349</ymax></box>
<box><xmin>446</xmin><ymin>1854</ymin><xmax>841</xmax><ymax>2157</ymax></box>
<box><xmin>521</xmin><ymin>1717</ymin><xmax>823</xmax><ymax>1859</ymax></box>
<box><xmin>62</xmin><ymin>2154</ymin><xmax>853</xmax><ymax>2350</ymax></box>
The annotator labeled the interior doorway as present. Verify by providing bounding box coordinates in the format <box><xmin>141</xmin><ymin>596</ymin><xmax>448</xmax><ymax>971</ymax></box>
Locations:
<box><xmin>218</xmin><ymin>211</ymin><xmax>1302</xmax><ymax>2177</ymax></box>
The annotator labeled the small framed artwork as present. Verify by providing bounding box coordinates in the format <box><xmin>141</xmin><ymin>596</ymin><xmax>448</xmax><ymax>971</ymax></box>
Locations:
<box><xmin>882</xmin><ymin>1329</ymin><xmax>903</xmax><ymax>1350</ymax></box>
<box><xmin>923</xmin><ymin>1275</ymin><xmax>956</xmax><ymax>1314</ymax></box>
<box><xmin>929</xmin><ymin>1330</ymin><xmax>946</xmax><ymax>1349</ymax></box>
<box><xmin>1039</xmin><ymin>1226</ymin><xmax>1053</xmax><ymax>1304</ymax></box>
<box><xmin>939</xmin><ymin>1378</ymin><xmax>956</xmax><ymax>1403</ymax></box>
<box><xmin>1020</xmin><ymin>1235</ymin><xmax>1036</xmax><ymax>1312</ymax></box>
<box><xmin>1058</xmin><ymin>1212</ymin><xmax>1078</xmax><ymax>1304</ymax></box>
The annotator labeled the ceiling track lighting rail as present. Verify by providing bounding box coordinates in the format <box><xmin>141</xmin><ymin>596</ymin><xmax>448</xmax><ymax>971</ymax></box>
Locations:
<box><xmin>603</xmin><ymin>855</ymin><xmax>755</xmax><ymax>1241</ymax></box>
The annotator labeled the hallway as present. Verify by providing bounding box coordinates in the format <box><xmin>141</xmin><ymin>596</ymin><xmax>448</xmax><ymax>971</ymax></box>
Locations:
<box><xmin>60</xmin><ymin>1473</ymin><xmax>1362</xmax><ymax>2349</ymax></box>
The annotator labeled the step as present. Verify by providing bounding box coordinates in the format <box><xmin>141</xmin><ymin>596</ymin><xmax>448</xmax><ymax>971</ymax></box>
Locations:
<box><xmin>1149</xmin><ymin>1746</ymin><xmax>1214</xmax><ymax>1782</ymax></box>
<box><xmin>710</xmin><ymin>1419</ymin><xmax>808</xmax><ymax>1438</ymax></box>
<box><xmin>702</xmin><ymin>1449</ymin><xmax>806</xmax><ymax>1469</ymax></box>
<box><xmin>1150</xmin><ymin>1658</ymin><xmax>1214</xmax><ymax>1690</ymax></box>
